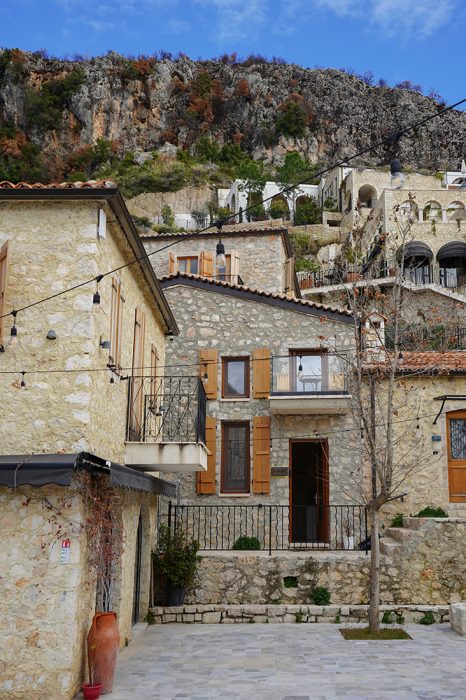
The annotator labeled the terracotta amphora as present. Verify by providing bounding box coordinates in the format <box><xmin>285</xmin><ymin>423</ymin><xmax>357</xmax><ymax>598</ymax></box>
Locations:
<box><xmin>87</xmin><ymin>612</ymin><xmax>120</xmax><ymax>694</ymax></box>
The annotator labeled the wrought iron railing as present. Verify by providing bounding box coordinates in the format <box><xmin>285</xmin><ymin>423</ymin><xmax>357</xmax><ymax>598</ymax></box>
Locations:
<box><xmin>126</xmin><ymin>376</ymin><xmax>206</xmax><ymax>444</ymax></box>
<box><xmin>385</xmin><ymin>325</ymin><xmax>466</xmax><ymax>351</ymax></box>
<box><xmin>163</xmin><ymin>502</ymin><xmax>367</xmax><ymax>554</ymax></box>
<box><xmin>271</xmin><ymin>354</ymin><xmax>349</xmax><ymax>394</ymax></box>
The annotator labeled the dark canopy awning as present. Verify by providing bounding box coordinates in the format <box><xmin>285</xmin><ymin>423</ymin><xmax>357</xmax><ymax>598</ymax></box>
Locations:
<box><xmin>437</xmin><ymin>242</ymin><xmax>466</xmax><ymax>260</ymax></box>
<box><xmin>403</xmin><ymin>241</ymin><xmax>433</xmax><ymax>259</ymax></box>
<box><xmin>0</xmin><ymin>452</ymin><xmax>176</xmax><ymax>497</ymax></box>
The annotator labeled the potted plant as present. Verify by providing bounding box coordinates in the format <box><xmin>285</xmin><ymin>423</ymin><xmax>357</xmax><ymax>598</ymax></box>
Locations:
<box><xmin>153</xmin><ymin>524</ymin><xmax>199</xmax><ymax>605</ymax></box>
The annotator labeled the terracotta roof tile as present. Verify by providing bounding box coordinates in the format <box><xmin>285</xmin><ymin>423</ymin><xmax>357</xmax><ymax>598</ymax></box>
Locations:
<box><xmin>0</xmin><ymin>179</ymin><xmax>116</xmax><ymax>190</ymax></box>
<box><xmin>139</xmin><ymin>222</ymin><xmax>287</xmax><ymax>238</ymax></box>
<box><xmin>365</xmin><ymin>351</ymin><xmax>466</xmax><ymax>374</ymax></box>
<box><xmin>159</xmin><ymin>272</ymin><xmax>353</xmax><ymax>317</ymax></box>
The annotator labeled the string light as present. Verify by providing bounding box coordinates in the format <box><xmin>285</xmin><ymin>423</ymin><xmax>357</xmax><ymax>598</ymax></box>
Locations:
<box><xmin>93</xmin><ymin>275</ymin><xmax>103</xmax><ymax>306</ymax></box>
<box><xmin>0</xmin><ymin>97</ymin><xmax>464</xmax><ymax>327</ymax></box>
<box><xmin>9</xmin><ymin>310</ymin><xmax>18</xmax><ymax>345</ymax></box>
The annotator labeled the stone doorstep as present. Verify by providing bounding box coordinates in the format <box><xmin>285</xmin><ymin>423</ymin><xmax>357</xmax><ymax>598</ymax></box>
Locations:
<box><xmin>450</xmin><ymin>602</ymin><xmax>466</xmax><ymax>636</ymax></box>
<box><xmin>149</xmin><ymin>604</ymin><xmax>450</xmax><ymax>624</ymax></box>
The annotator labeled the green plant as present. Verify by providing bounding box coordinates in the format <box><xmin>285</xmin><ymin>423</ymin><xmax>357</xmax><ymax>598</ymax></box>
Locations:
<box><xmin>24</xmin><ymin>68</ymin><xmax>85</xmax><ymax>132</ymax></box>
<box><xmin>311</xmin><ymin>586</ymin><xmax>331</xmax><ymax>605</ymax></box>
<box><xmin>275</xmin><ymin>98</ymin><xmax>309</xmax><ymax>139</ymax></box>
<box><xmin>390</xmin><ymin>513</ymin><xmax>404</xmax><ymax>528</ymax></box>
<box><xmin>382</xmin><ymin>610</ymin><xmax>394</xmax><ymax>624</ymax></box>
<box><xmin>132</xmin><ymin>215</ymin><xmax>152</xmax><ymax>228</ymax></box>
<box><xmin>248</xmin><ymin>618</ymin><xmax>256</xmax><ymax>623</ymax></box>
<box><xmin>414</xmin><ymin>507</ymin><xmax>448</xmax><ymax>518</ymax></box>
<box><xmin>323</xmin><ymin>196</ymin><xmax>338</xmax><ymax>211</ymax></box>
<box><xmin>295</xmin><ymin>258</ymin><xmax>320</xmax><ymax>273</ymax></box>
<box><xmin>418</xmin><ymin>611</ymin><xmax>436</xmax><ymax>625</ymax></box>
<box><xmin>396</xmin><ymin>612</ymin><xmax>405</xmax><ymax>625</ymax></box>
<box><xmin>153</xmin><ymin>524</ymin><xmax>199</xmax><ymax>589</ymax></box>
<box><xmin>334</xmin><ymin>613</ymin><xmax>341</xmax><ymax>624</ymax></box>
<box><xmin>145</xmin><ymin>610</ymin><xmax>156</xmax><ymax>625</ymax></box>
<box><xmin>294</xmin><ymin>196</ymin><xmax>322</xmax><ymax>225</ymax></box>
<box><xmin>283</xmin><ymin>576</ymin><xmax>298</xmax><ymax>588</ymax></box>
<box><xmin>294</xmin><ymin>611</ymin><xmax>305</xmax><ymax>623</ymax></box>
<box><xmin>161</xmin><ymin>204</ymin><xmax>175</xmax><ymax>227</ymax></box>
<box><xmin>232</xmin><ymin>536</ymin><xmax>261</xmax><ymax>550</ymax></box>
<box><xmin>269</xmin><ymin>198</ymin><xmax>289</xmax><ymax>220</ymax></box>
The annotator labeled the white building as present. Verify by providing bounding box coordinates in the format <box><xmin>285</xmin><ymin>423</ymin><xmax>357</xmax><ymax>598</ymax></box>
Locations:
<box><xmin>223</xmin><ymin>180</ymin><xmax>319</xmax><ymax>222</ymax></box>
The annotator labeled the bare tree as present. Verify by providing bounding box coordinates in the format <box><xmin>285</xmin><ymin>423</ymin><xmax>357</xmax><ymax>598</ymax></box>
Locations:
<box><xmin>330</xmin><ymin>195</ymin><xmax>444</xmax><ymax>632</ymax></box>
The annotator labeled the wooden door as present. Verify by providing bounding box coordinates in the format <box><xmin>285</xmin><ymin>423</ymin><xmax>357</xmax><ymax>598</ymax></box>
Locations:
<box><xmin>289</xmin><ymin>440</ymin><xmax>329</xmax><ymax>543</ymax></box>
<box><xmin>446</xmin><ymin>410</ymin><xmax>466</xmax><ymax>502</ymax></box>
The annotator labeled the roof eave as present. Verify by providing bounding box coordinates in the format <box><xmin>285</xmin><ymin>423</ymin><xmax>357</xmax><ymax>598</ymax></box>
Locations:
<box><xmin>0</xmin><ymin>186</ymin><xmax>179</xmax><ymax>335</ymax></box>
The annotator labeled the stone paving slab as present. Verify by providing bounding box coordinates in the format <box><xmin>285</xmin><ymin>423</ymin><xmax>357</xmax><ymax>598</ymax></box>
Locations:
<box><xmin>90</xmin><ymin>623</ymin><xmax>466</xmax><ymax>700</ymax></box>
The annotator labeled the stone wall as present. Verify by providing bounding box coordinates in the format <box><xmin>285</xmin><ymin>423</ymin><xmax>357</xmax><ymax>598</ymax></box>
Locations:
<box><xmin>161</xmin><ymin>281</ymin><xmax>356</xmax><ymax>507</ymax></box>
<box><xmin>0</xmin><ymin>480</ymin><xmax>157</xmax><ymax>700</ymax></box>
<box><xmin>149</xmin><ymin>603</ymin><xmax>450</xmax><ymax>625</ymax></box>
<box><xmin>144</xmin><ymin>230</ymin><xmax>289</xmax><ymax>294</ymax></box>
<box><xmin>127</xmin><ymin>186</ymin><xmax>213</xmax><ymax>223</ymax></box>
<box><xmin>0</xmin><ymin>199</ymin><xmax>167</xmax><ymax>465</ymax></box>
<box><xmin>175</xmin><ymin>518</ymin><xmax>466</xmax><ymax>608</ymax></box>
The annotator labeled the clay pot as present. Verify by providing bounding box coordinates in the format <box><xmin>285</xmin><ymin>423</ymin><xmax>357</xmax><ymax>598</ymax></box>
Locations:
<box><xmin>87</xmin><ymin>612</ymin><xmax>120</xmax><ymax>694</ymax></box>
<box><xmin>82</xmin><ymin>682</ymin><xmax>103</xmax><ymax>700</ymax></box>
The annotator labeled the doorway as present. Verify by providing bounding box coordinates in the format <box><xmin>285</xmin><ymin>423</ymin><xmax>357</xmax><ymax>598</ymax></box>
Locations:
<box><xmin>446</xmin><ymin>411</ymin><xmax>466</xmax><ymax>502</ymax></box>
<box><xmin>289</xmin><ymin>440</ymin><xmax>329</xmax><ymax>544</ymax></box>
<box><xmin>132</xmin><ymin>510</ymin><xmax>143</xmax><ymax>625</ymax></box>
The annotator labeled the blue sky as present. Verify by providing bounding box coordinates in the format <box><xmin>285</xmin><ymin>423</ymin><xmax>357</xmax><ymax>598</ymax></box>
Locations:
<box><xmin>1</xmin><ymin>0</ymin><xmax>465</xmax><ymax>106</ymax></box>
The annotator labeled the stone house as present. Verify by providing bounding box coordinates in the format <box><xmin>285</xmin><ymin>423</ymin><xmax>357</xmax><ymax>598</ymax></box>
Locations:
<box><xmin>0</xmin><ymin>180</ymin><xmax>206</xmax><ymax>700</ymax></box>
<box><xmin>141</xmin><ymin>221</ymin><xmax>300</xmax><ymax>297</ymax></box>
<box><xmin>159</xmin><ymin>271</ymin><xmax>360</xmax><ymax>550</ymax></box>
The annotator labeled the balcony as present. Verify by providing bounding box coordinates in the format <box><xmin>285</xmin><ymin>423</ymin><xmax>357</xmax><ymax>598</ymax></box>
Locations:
<box><xmin>269</xmin><ymin>354</ymin><xmax>350</xmax><ymax>415</ymax></box>
<box><xmin>124</xmin><ymin>376</ymin><xmax>208</xmax><ymax>473</ymax></box>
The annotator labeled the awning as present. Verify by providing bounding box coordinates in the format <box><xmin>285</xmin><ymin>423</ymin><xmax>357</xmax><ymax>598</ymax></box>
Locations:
<box><xmin>437</xmin><ymin>242</ymin><xmax>466</xmax><ymax>260</ymax></box>
<box><xmin>403</xmin><ymin>241</ymin><xmax>433</xmax><ymax>259</ymax></box>
<box><xmin>0</xmin><ymin>452</ymin><xmax>176</xmax><ymax>497</ymax></box>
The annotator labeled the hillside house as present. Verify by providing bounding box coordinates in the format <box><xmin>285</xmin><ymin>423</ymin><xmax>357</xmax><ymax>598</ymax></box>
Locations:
<box><xmin>0</xmin><ymin>180</ymin><xmax>206</xmax><ymax>700</ymax></box>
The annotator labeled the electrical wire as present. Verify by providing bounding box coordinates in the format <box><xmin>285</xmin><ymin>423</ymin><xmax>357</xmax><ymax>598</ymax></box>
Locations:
<box><xmin>1</xmin><ymin>96</ymin><xmax>464</xmax><ymax>323</ymax></box>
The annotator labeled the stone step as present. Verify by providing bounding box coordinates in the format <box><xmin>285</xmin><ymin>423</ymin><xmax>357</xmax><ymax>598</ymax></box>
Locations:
<box><xmin>403</xmin><ymin>516</ymin><xmax>427</xmax><ymax>531</ymax></box>
<box><xmin>380</xmin><ymin>537</ymin><xmax>401</xmax><ymax>556</ymax></box>
<box><xmin>384</xmin><ymin>527</ymin><xmax>424</xmax><ymax>543</ymax></box>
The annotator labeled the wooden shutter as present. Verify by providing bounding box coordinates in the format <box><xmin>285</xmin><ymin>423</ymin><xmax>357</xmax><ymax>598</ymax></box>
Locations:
<box><xmin>252</xmin><ymin>348</ymin><xmax>271</xmax><ymax>398</ymax></box>
<box><xmin>196</xmin><ymin>416</ymin><xmax>216</xmax><ymax>494</ymax></box>
<box><xmin>169</xmin><ymin>252</ymin><xmax>176</xmax><ymax>274</ymax></box>
<box><xmin>284</xmin><ymin>256</ymin><xmax>295</xmax><ymax>298</ymax></box>
<box><xmin>199</xmin><ymin>349</ymin><xmax>218</xmax><ymax>399</ymax></box>
<box><xmin>0</xmin><ymin>241</ymin><xmax>9</xmax><ymax>345</ymax></box>
<box><xmin>253</xmin><ymin>416</ymin><xmax>271</xmax><ymax>494</ymax></box>
<box><xmin>230</xmin><ymin>251</ymin><xmax>240</xmax><ymax>284</ymax></box>
<box><xmin>199</xmin><ymin>251</ymin><xmax>214</xmax><ymax>278</ymax></box>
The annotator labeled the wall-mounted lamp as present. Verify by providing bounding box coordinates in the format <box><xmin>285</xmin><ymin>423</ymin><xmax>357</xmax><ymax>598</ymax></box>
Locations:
<box><xmin>46</xmin><ymin>329</ymin><xmax>57</xmax><ymax>340</ymax></box>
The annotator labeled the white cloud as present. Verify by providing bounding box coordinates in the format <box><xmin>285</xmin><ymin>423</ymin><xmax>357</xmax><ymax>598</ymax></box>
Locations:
<box><xmin>314</xmin><ymin>0</ymin><xmax>455</xmax><ymax>39</ymax></box>
<box><xmin>195</xmin><ymin>0</ymin><xmax>267</xmax><ymax>42</ymax></box>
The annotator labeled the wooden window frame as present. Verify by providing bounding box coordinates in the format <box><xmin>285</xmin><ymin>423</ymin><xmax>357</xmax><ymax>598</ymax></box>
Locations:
<box><xmin>221</xmin><ymin>421</ymin><xmax>250</xmax><ymax>494</ymax></box>
<box><xmin>177</xmin><ymin>255</ymin><xmax>199</xmax><ymax>274</ymax></box>
<box><xmin>109</xmin><ymin>277</ymin><xmax>124</xmax><ymax>373</ymax></box>
<box><xmin>221</xmin><ymin>356</ymin><xmax>250</xmax><ymax>399</ymax></box>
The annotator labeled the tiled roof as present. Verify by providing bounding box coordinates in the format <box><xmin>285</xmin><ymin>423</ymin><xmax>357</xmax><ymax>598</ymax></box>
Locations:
<box><xmin>0</xmin><ymin>179</ymin><xmax>116</xmax><ymax>189</ymax></box>
<box><xmin>365</xmin><ymin>351</ymin><xmax>466</xmax><ymax>374</ymax></box>
<box><xmin>159</xmin><ymin>272</ymin><xmax>353</xmax><ymax>317</ymax></box>
<box><xmin>139</xmin><ymin>222</ymin><xmax>287</xmax><ymax>238</ymax></box>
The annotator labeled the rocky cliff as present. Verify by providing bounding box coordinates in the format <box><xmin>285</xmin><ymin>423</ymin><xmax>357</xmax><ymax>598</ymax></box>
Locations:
<box><xmin>0</xmin><ymin>49</ymin><xmax>465</xmax><ymax>183</ymax></box>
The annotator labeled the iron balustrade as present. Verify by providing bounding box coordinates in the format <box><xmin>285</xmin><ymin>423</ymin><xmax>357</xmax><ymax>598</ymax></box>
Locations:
<box><xmin>164</xmin><ymin>502</ymin><xmax>367</xmax><ymax>554</ymax></box>
<box><xmin>126</xmin><ymin>375</ymin><xmax>206</xmax><ymax>444</ymax></box>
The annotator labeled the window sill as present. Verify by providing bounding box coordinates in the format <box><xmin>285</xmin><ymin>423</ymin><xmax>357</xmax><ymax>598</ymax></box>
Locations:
<box><xmin>220</xmin><ymin>397</ymin><xmax>250</xmax><ymax>402</ymax></box>
<box><xmin>218</xmin><ymin>492</ymin><xmax>251</xmax><ymax>498</ymax></box>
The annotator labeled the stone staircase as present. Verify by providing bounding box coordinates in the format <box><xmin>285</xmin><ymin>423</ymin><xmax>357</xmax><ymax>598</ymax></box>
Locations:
<box><xmin>380</xmin><ymin>517</ymin><xmax>428</xmax><ymax>557</ymax></box>
<box><xmin>381</xmin><ymin>511</ymin><xmax>466</xmax><ymax>558</ymax></box>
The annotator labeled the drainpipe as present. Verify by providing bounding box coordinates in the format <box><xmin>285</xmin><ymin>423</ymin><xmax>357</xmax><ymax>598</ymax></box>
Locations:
<box><xmin>370</xmin><ymin>375</ymin><xmax>377</xmax><ymax>498</ymax></box>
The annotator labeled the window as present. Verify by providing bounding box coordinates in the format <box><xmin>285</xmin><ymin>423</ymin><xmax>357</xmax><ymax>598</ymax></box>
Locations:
<box><xmin>449</xmin><ymin>418</ymin><xmax>466</xmax><ymax>459</ymax></box>
<box><xmin>222</xmin><ymin>357</ymin><xmax>250</xmax><ymax>398</ymax></box>
<box><xmin>178</xmin><ymin>256</ymin><xmax>198</xmax><ymax>274</ymax></box>
<box><xmin>290</xmin><ymin>351</ymin><xmax>328</xmax><ymax>392</ymax></box>
<box><xmin>129</xmin><ymin>308</ymin><xmax>146</xmax><ymax>439</ymax></box>
<box><xmin>221</xmin><ymin>422</ymin><xmax>250</xmax><ymax>493</ymax></box>
<box><xmin>109</xmin><ymin>277</ymin><xmax>124</xmax><ymax>372</ymax></box>
<box><xmin>216</xmin><ymin>254</ymin><xmax>231</xmax><ymax>281</ymax></box>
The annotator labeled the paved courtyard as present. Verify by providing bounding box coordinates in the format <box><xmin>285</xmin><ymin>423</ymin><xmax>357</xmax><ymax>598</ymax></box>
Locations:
<box><xmin>105</xmin><ymin>623</ymin><xmax>466</xmax><ymax>700</ymax></box>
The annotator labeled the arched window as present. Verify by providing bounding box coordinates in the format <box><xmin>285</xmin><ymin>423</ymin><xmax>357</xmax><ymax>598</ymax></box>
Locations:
<box><xmin>400</xmin><ymin>241</ymin><xmax>433</xmax><ymax>285</ymax></box>
<box><xmin>398</xmin><ymin>200</ymin><xmax>419</xmax><ymax>221</ymax></box>
<box><xmin>437</xmin><ymin>241</ymin><xmax>466</xmax><ymax>289</ymax></box>
<box><xmin>447</xmin><ymin>201</ymin><xmax>465</xmax><ymax>221</ymax></box>
<box><xmin>358</xmin><ymin>185</ymin><xmax>377</xmax><ymax>208</ymax></box>
<box><xmin>269</xmin><ymin>194</ymin><xmax>290</xmax><ymax>220</ymax></box>
<box><xmin>423</xmin><ymin>201</ymin><xmax>442</xmax><ymax>221</ymax></box>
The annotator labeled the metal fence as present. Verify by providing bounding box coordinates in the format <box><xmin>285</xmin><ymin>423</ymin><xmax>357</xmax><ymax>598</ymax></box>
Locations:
<box><xmin>163</xmin><ymin>502</ymin><xmax>368</xmax><ymax>554</ymax></box>
<box><xmin>126</xmin><ymin>376</ymin><xmax>206</xmax><ymax>444</ymax></box>
<box><xmin>385</xmin><ymin>325</ymin><xmax>466</xmax><ymax>351</ymax></box>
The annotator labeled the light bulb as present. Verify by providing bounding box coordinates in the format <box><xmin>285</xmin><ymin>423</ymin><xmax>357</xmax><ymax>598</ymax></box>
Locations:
<box><xmin>217</xmin><ymin>253</ymin><xmax>226</xmax><ymax>268</ymax></box>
